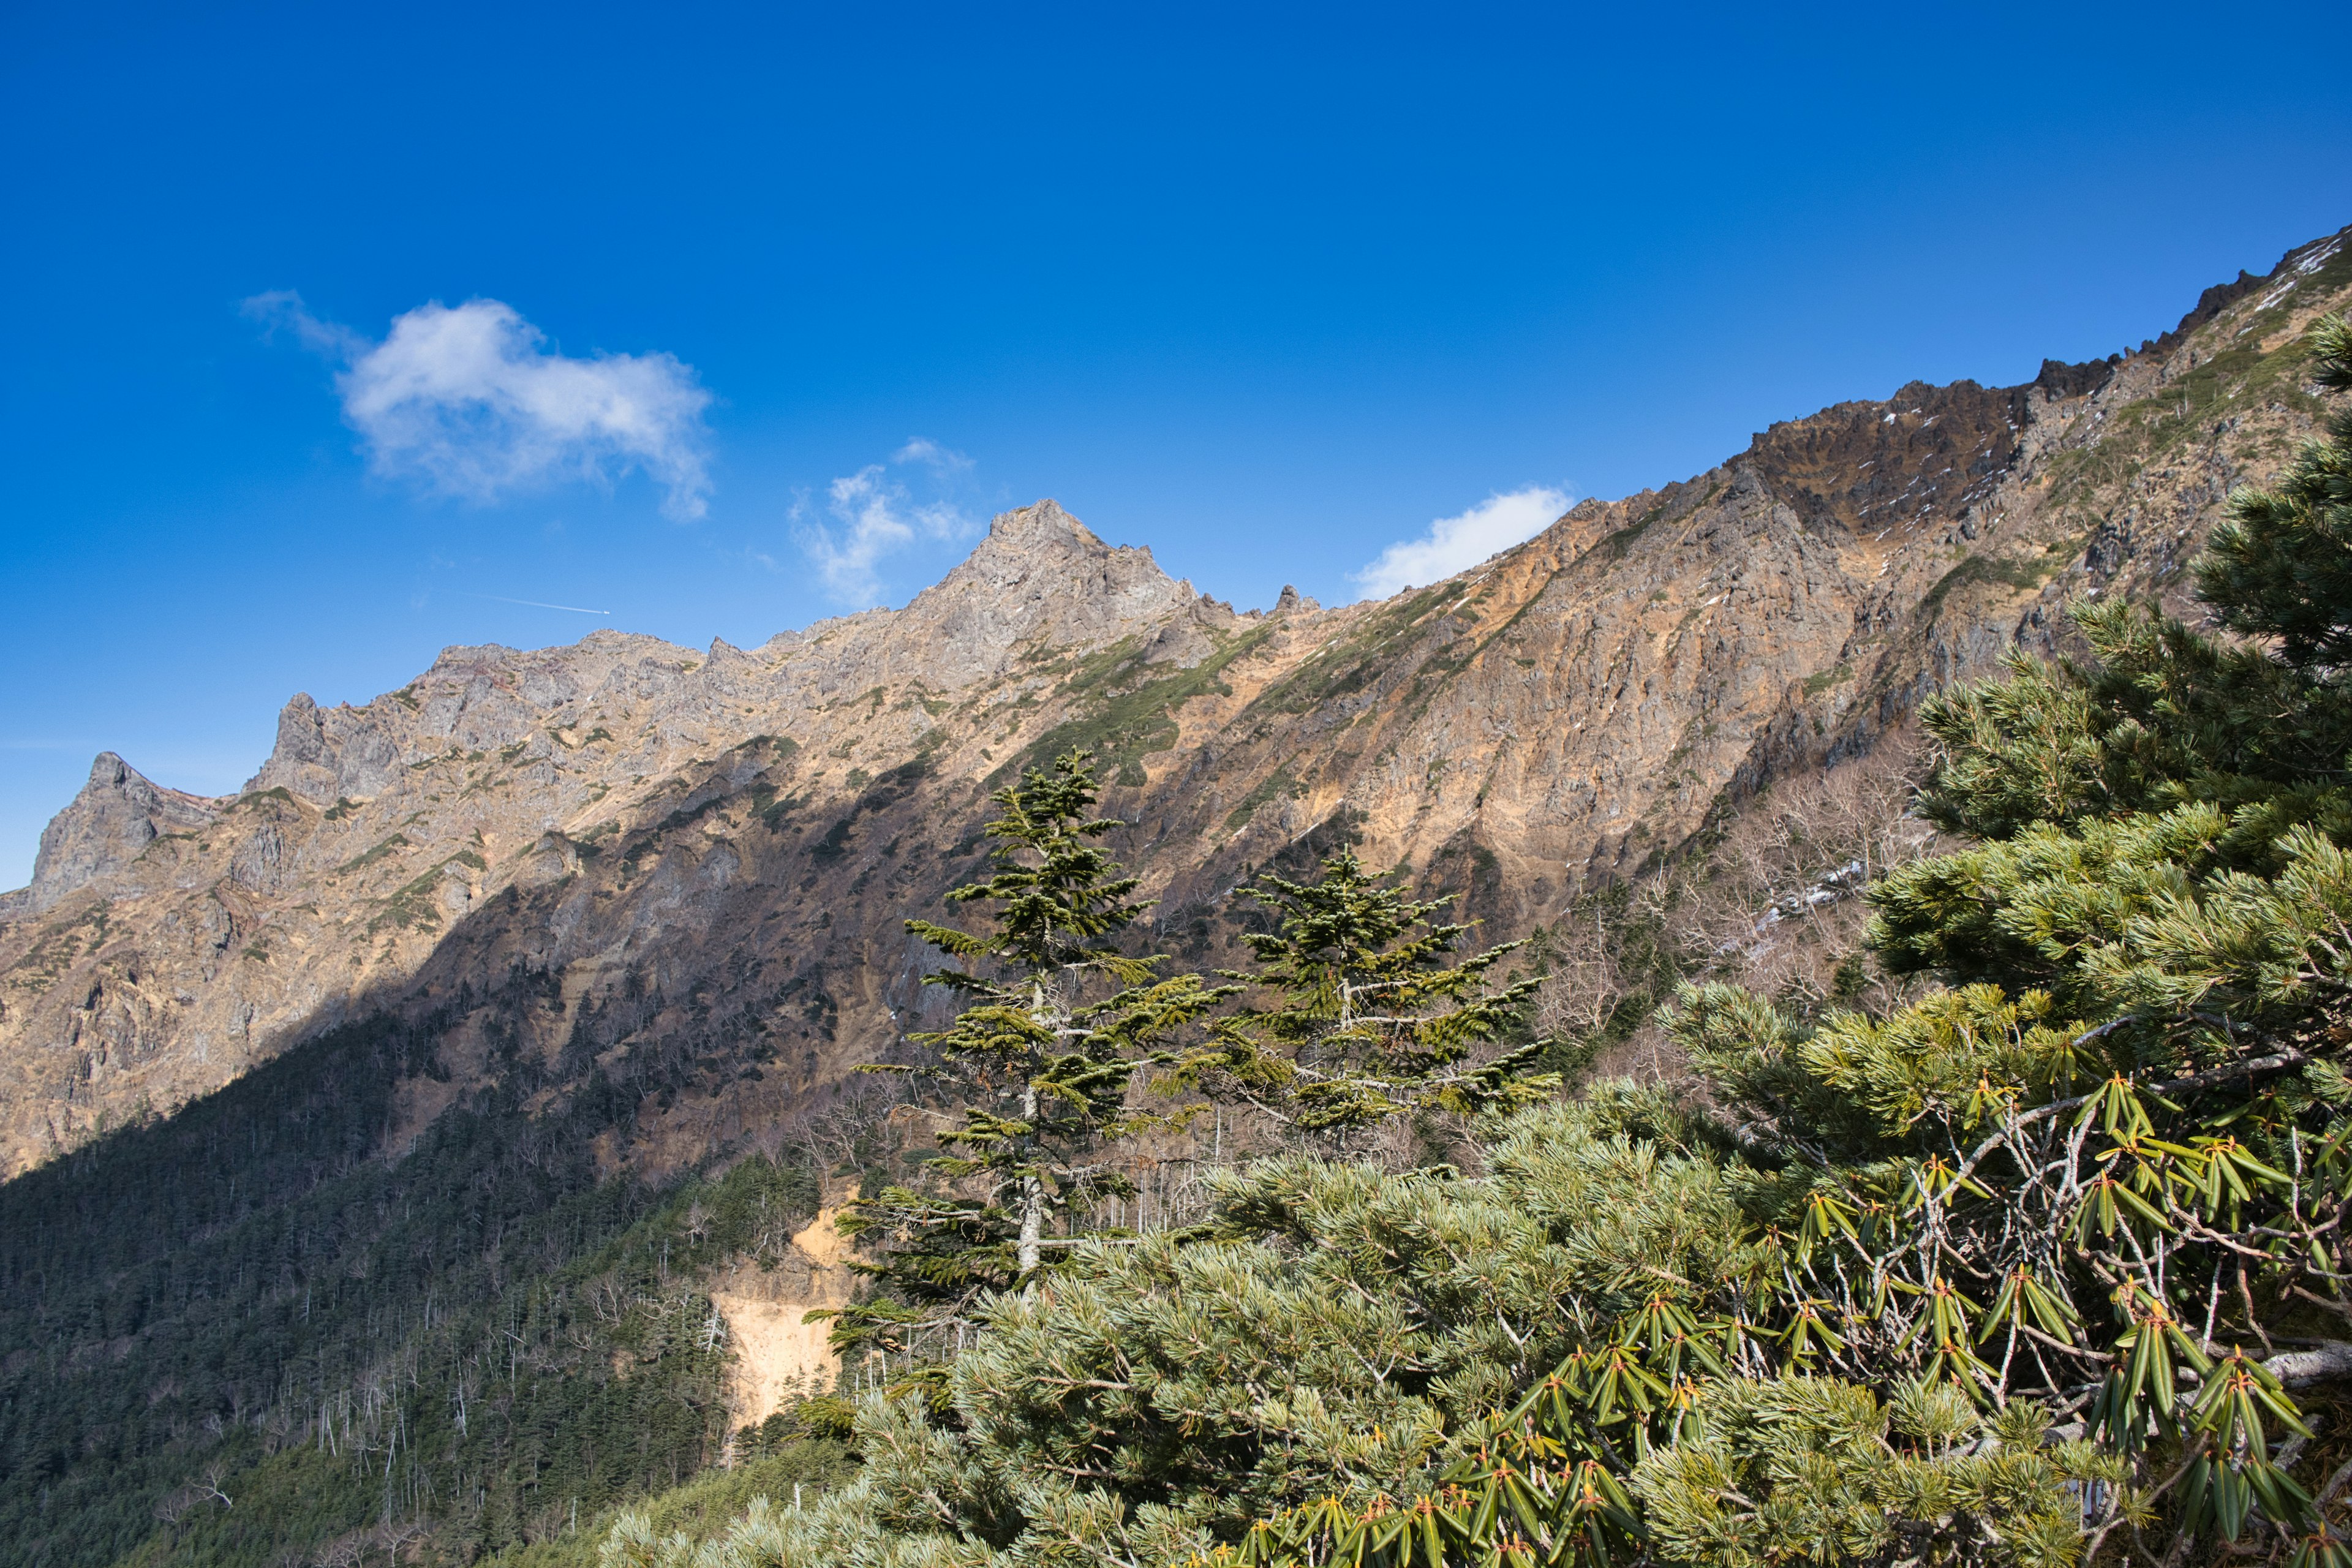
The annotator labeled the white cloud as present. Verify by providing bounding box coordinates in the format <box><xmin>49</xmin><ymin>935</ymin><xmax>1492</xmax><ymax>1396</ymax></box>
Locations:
<box><xmin>795</xmin><ymin>440</ymin><xmax>975</xmax><ymax>602</ymax></box>
<box><xmin>892</xmin><ymin>436</ymin><xmax>974</xmax><ymax>474</ymax></box>
<box><xmin>246</xmin><ymin>291</ymin><xmax>714</xmax><ymax>520</ymax></box>
<box><xmin>1349</xmin><ymin>486</ymin><xmax>1572</xmax><ymax>601</ymax></box>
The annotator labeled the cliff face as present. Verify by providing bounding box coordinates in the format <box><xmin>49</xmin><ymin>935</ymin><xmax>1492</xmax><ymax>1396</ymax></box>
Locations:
<box><xmin>2</xmin><ymin>227</ymin><xmax>2347</xmax><ymax>1178</ymax></box>
<box><xmin>1</xmin><ymin>753</ymin><xmax>223</xmax><ymax>921</ymax></box>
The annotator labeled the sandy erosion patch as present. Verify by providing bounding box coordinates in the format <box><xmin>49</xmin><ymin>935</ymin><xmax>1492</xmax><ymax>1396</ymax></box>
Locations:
<box><xmin>712</xmin><ymin>1203</ymin><xmax>857</xmax><ymax>1429</ymax></box>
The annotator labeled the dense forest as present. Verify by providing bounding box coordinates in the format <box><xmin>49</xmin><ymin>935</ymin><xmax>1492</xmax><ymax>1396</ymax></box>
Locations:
<box><xmin>0</xmin><ymin>985</ymin><xmax>847</xmax><ymax>1568</ymax></box>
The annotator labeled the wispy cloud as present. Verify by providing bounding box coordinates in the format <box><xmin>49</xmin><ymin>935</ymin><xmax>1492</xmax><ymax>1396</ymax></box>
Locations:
<box><xmin>892</xmin><ymin>435</ymin><xmax>973</xmax><ymax>474</ymax></box>
<box><xmin>246</xmin><ymin>291</ymin><xmax>714</xmax><ymax>520</ymax></box>
<box><xmin>1350</xmin><ymin>486</ymin><xmax>1572</xmax><ymax>601</ymax></box>
<box><xmin>795</xmin><ymin>439</ymin><xmax>977</xmax><ymax>603</ymax></box>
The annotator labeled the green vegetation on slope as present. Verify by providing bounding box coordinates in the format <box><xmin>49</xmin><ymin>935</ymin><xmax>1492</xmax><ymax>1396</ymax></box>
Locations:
<box><xmin>1002</xmin><ymin>626</ymin><xmax>1274</xmax><ymax>788</ymax></box>
<box><xmin>0</xmin><ymin>987</ymin><xmax>827</xmax><ymax>1568</ymax></box>
<box><xmin>477</xmin><ymin>1443</ymin><xmax>853</xmax><ymax>1568</ymax></box>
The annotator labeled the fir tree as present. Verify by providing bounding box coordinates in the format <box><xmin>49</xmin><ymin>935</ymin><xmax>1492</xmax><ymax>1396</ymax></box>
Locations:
<box><xmin>821</xmin><ymin>751</ymin><xmax>1232</xmax><ymax>1373</ymax></box>
<box><xmin>1191</xmin><ymin>850</ymin><xmax>1557</xmax><ymax>1147</ymax></box>
<box><xmin>2199</xmin><ymin>314</ymin><xmax>2352</xmax><ymax>668</ymax></box>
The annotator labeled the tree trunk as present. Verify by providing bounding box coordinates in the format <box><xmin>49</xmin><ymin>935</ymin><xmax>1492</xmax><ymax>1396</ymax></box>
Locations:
<box><xmin>1016</xmin><ymin>1080</ymin><xmax>1043</xmax><ymax>1280</ymax></box>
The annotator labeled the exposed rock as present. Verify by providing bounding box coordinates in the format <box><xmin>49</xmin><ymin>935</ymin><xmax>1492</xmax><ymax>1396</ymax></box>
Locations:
<box><xmin>887</xmin><ymin>499</ymin><xmax>1197</xmax><ymax>684</ymax></box>
<box><xmin>2</xmin><ymin>223</ymin><xmax>2347</xmax><ymax>1178</ymax></box>
<box><xmin>710</xmin><ymin>1201</ymin><xmax>858</xmax><ymax>1430</ymax></box>
<box><xmin>0</xmin><ymin>753</ymin><xmax>220</xmax><ymax>921</ymax></box>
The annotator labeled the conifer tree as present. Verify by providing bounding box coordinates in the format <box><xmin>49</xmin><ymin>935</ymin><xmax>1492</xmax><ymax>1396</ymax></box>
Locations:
<box><xmin>2198</xmin><ymin>314</ymin><xmax>2352</xmax><ymax>668</ymax></box>
<box><xmin>821</xmin><ymin>751</ymin><xmax>1232</xmax><ymax>1373</ymax></box>
<box><xmin>1192</xmin><ymin>850</ymin><xmax>1556</xmax><ymax>1146</ymax></box>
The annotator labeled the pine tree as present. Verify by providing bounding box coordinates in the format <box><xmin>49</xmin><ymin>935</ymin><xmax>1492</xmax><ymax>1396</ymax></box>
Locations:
<box><xmin>821</xmin><ymin>751</ymin><xmax>1232</xmax><ymax>1374</ymax></box>
<box><xmin>1190</xmin><ymin>850</ymin><xmax>1557</xmax><ymax>1147</ymax></box>
<box><xmin>1631</xmin><ymin>313</ymin><xmax>2352</xmax><ymax>1565</ymax></box>
<box><xmin>2198</xmin><ymin>314</ymin><xmax>2352</xmax><ymax>668</ymax></box>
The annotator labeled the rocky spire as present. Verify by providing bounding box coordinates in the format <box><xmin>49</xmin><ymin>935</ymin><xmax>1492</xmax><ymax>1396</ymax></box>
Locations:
<box><xmin>2</xmin><ymin>753</ymin><xmax>219</xmax><ymax>918</ymax></box>
<box><xmin>892</xmin><ymin>500</ymin><xmax>1195</xmax><ymax>680</ymax></box>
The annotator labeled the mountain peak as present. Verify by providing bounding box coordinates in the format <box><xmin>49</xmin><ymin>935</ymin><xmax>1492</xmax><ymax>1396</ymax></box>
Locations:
<box><xmin>897</xmin><ymin>500</ymin><xmax>1194</xmax><ymax>677</ymax></box>
<box><xmin>1</xmin><ymin>752</ymin><xmax>220</xmax><ymax>919</ymax></box>
<box><xmin>986</xmin><ymin>496</ymin><xmax>1098</xmax><ymax>548</ymax></box>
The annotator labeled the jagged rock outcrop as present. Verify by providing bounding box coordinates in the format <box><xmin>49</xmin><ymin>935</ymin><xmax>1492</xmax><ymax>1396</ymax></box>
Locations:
<box><xmin>0</xmin><ymin>753</ymin><xmax>221</xmax><ymax>921</ymax></box>
<box><xmin>890</xmin><ymin>499</ymin><xmax>1208</xmax><ymax>680</ymax></box>
<box><xmin>2</xmin><ymin>224</ymin><xmax>2347</xmax><ymax>1178</ymax></box>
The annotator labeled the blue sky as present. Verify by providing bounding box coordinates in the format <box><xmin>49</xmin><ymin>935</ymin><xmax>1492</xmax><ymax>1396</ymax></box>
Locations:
<box><xmin>4</xmin><ymin>1</ymin><xmax>2350</xmax><ymax>886</ymax></box>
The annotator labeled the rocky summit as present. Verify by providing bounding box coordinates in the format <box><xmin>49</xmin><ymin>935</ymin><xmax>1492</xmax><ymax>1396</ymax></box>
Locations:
<box><xmin>4</xmin><ymin>226</ymin><xmax>2349</xmax><ymax>1180</ymax></box>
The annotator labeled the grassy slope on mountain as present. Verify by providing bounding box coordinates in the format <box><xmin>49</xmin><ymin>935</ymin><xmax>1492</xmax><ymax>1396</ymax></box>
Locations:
<box><xmin>471</xmin><ymin>1442</ymin><xmax>854</xmax><ymax>1568</ymax></box>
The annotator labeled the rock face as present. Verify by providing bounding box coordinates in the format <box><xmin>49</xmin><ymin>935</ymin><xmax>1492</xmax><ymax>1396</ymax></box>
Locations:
<box><xmin>2</xmin><ymin>225</ymin><xmax>2348</xmax><ymax>1178</ymax></box>
<box><xmin>897</xmin><ymin>499</ymin><xmax>1204</xmax><ymax>679</ymax></box>
<box><xmin>0</xmin><ymin>754</ymin><xmax>221</xmax><ymax>922</ymax></box>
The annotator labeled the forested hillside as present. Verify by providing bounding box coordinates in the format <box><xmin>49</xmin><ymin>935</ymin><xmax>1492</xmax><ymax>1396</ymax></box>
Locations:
<box><xmin>0</xmin><ymin>992</ymin><xmax>842</xmax><ymax>1568</ymax></box>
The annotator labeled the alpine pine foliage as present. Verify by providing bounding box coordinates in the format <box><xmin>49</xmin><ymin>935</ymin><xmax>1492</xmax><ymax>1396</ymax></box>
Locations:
<box><xmin>1642</xmin><ymin>317</ymin><xmax>2352</xmax><ymax>1565</ymax></box>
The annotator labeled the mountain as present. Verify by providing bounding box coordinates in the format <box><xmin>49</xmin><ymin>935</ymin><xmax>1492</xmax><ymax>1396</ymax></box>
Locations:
<box><xmin>1</xmin><ymin>221</ymin><xmax>2348</xmax><ymax>1568</ymax></box>
<box><xmin>3</xmin><ymin>227</ymin><xmax>2348</xmax><ymax>1184</ymax></box>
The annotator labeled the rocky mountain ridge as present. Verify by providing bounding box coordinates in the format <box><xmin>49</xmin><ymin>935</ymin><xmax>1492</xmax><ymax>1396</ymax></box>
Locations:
<box><xmin>2</xmin><ymin>224</ymin><xmax>2347</xmax><ymax>1178</ymax></box>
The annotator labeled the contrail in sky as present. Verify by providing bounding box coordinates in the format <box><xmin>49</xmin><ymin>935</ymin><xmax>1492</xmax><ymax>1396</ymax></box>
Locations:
<box><xmin>461</xmin><ymin>592</ymin><xmax>611</xmax><ymax>616</ymax></box>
